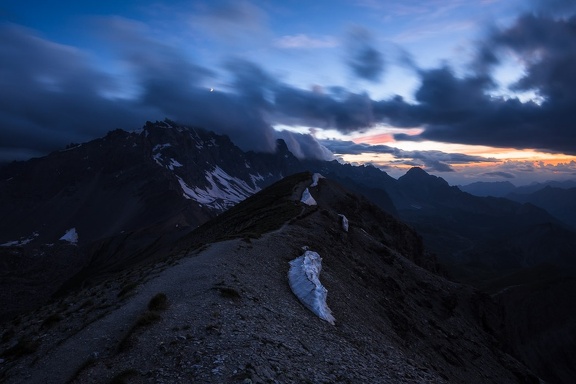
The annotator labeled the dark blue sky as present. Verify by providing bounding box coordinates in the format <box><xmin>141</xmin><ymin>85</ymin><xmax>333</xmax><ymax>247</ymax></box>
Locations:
<box><xmin>1</xmin><ymin>0</ymin><xmax>576</xmax><ymax>184</ymax></box>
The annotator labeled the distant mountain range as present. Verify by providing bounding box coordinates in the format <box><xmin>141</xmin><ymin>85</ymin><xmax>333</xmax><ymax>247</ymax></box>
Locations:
<box><xmin>1</xmin><ymin>120</ymin><xmax>575</xmax><ymax>383</ymax></box>
<box><xmin>460</xmin><ymin>179</ymin><xmax>576</xmax><ymax>197</ymax></box>
<box><xmin>459</xmin><ymin>180</ymin><xmax>576</xmax><ymax>229</ymax></box>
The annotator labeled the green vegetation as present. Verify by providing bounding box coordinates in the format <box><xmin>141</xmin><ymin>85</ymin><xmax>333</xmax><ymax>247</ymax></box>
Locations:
<box><xmin>79</xmin><ymin>299</ymin><xmax>95</xmax><ymax>310</ymax></box>
<box><xmin>215</xmin><ymin>286</ymin><xmax>241</xmax><ymax>300</ymax></box>
<box><xmin>66</xmin><ymin>357</ymin><xmax>97</xmax><ymax>384</ymax></box>
<box><xmin>117</xmin><ymin>282</ymin><xmax>138</xmax><ymax>298</ymax></box>
<box><xmin>117</xmin><ymin>293</ymin><xmax>168</xmax><ymax>353</ymax></box>
<box><xmin>135</xmin><ymin>311</ymin><xmax>162</xmax><ymax>327</ymax></box>
<box><xmin>147</xmin><ymin>293</ymin><xmax>168</xmax><ymax>311</ymax></box>
<box><xmin>41</xmin><ymin>313</ymin><xmax>63</xmax><ymax>329</ymax></box>
<box><xmin>109</xmin><ymin>369</ymin><xmax>139</xmax><ymax>384</ymax></box>
<box><xmin>1</xmin><ymin>337</ymin><xmax>40</xmax><ymax>359</ymax></box>
<box><xmin>1</xmin><ymin>328</ymin><xmax>15</xmax><ymax>343</ymax></box>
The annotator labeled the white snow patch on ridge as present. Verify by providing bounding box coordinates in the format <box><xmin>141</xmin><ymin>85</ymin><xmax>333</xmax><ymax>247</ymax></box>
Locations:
<box><xmin>250</xmin><ymin>173</ymin><xmax>264</xmax><ymax>186</ymax></box>
<box><xmin>310</xmin><ymin>173</ymin><xmax>324</xmax><ymax>187</ymax></box>
<box><xmin>167</xmin><ymin>158</ymin><xmax>183</xmax><ymax>170</ymax></box>
<box><xmin>177</xmin><ymin>167</ymin><xmax>262</xmax><ymax>210</ymax></box>
<box><xmin>152</xmin><ymin>143</ymin><xmax>171</xmax><ymax>152</ymax></box>
<box><xmin>288</xmin><ymin>250</ymin><xmax>335</xmax><ymax>325</ymax></box>
<box><xmin>300</xmin><ymin>188</ymin><xmax>317</xmax><ymax>206</ymax></box>
<box><xmin>152</xmin><ymin>143</ymin><xmax>175</xmax><ymax>167</ymax></box>
<box><xmin>59</xmin><ymin>228</ymin><xmax>78</xmax><ymax>244</ymax></box>
<box><xmin>1</xmin><ymin>232</ymin><xmax>39</xmax><ymax>247</ymax></box>
<box><xmin>338</xmin><ymin>214</ymin><xmax>349</xmax><ymax>232</ymax></box>
<box><xmin>152</xmin><ymin>153</ymin><xmax>163</xmax><ymax>166</ymax></box>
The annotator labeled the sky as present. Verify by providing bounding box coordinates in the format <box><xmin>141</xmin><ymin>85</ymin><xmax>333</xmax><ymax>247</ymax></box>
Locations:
<box><xmin>2</xmin><ymin>0</ymin><xmax>576</xmax><ymax>185</ymax></box>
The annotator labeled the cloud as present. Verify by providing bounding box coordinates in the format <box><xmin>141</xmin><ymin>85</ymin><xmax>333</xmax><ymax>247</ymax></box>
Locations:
<box><xmin>4</xmin><ymin>8</ymin><xmax>576</xmax><ymax>166</ymax></box>
<box><xmin>274</xmin><ymin>131</ymin><xmax>334</xmax><ymax>160</ymax></box>
<box><xmin>0</xmin><ymin>24</ymin><xmax>150</xmax><ymax>160</ymax></box>
<box><xmin>426</xmin><ymin>160</ymin><xmax>454</xmax><ymax>172</ymax></box>
<box><xmin>320</xmin><ymin>139</ymin><xmax>494</xmax><ymax>172</ymax></box>
<box><xmin>530</xmin><ymin>0</ymin><xmax>576</xmax><ymax>15</ymax></box>
<box><xmin>493</xmin><ymin>14</ymin><xmax>576</xmax><ymax>104</ymax></box>
<box><xmin>408</xmin><ymin>13</ymin><xmax>576</xmax><ymax>155</ymax></box>
<box><xmin>274</xmin><ymin>34</ymin><xmax>339</xmax><ymax>49</ymax></box>
<box><xmin>190</xmin><ymin>0</ymin><xmax>268</xmax><ymax>37</ymax></box>
<box><xmin>0</xmin><ymin>21</ymin><xmax>336</xmax><ymax>162</ymax></box>
<box><xmin>482</xmin><ymin>171</ymin><xmax>515</xmax><ymax>179</ymax></box>
<box><xmin>346</xmin><ymin>28</ymin><xmax>385</xmax><ymax>82</ymax></box>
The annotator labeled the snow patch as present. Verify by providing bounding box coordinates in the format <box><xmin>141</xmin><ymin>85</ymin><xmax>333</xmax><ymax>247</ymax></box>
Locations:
<box><xmin>300</xmin><ymin>188</ymin><xmax>317</xmax><ymax>206</ymax></box>
<box><xmin>177</xmin><ymin>167</ymin><xmax>261</xmax><ymax>210</ymax></box>
<box><xmin>59</xmin><ymin>144</ymin><xmax>82</xmax><ymax>152</ymax></box>
<box><xmin>177</xmin><ymin>176</ymin><xmax>212</xmax><ymax>204</ymax></box>
<box><xmin>1</xmin><ymin>232</ymin><xmax>39</xmax><ymax>247</ymax></box>
<box><xmin>310</xmin><ymin>173</ymin><xmax>324</xmax><ymax>187</ymax></box>
<box><xmin>167</xmin><ymin>158</ymin><xmax>183</xmax><ymax>170</ymax></box>
<box><xmin>59</xmin><ymin>228</ymin><xmax>78</xmax><ymax>244</ymax></box>
<box><xmin>152</xmin><ymin>152</ymin><xmax>163</xmax><ymax>166</ymax></box>
<box><xmin>288</xmin><ymin>250</ymin><xmax>335</xmax><ymax>325</ymax></box>
<box><xmin>250</xmin><ymin>173</ymin><xmax>264</xmax><ymax>188</ymax></box>
<box><xmin>152</xmin><ymin>143</ymin><xmax>171</xmax><ymax>152</ymax></box>
<box><xmin>338</xmin><ymin>214</ymin><xmax>349</xmax><ymax>232</ymax></box>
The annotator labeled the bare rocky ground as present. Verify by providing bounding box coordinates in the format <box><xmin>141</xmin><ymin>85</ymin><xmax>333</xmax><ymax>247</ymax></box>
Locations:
<box><xmin>0</xmin><ymin>175</ymin><xmax>540</xmax><ymax>383</ymax></box>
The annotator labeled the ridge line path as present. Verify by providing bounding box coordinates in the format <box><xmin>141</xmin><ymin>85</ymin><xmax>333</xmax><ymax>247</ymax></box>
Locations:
<box><xmin>14</xmin><ymin>239</ymin><xmax>242</xmax><ymax>384</ymax></box>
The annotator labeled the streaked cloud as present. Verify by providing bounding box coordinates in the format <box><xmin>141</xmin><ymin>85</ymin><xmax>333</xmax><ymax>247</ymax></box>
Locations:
<box><xmin>482</xmin><ymin>171</ymin><xmax>515</xmax><ymax>178</ymax></box>
<box><xmin>321</xmin><ymin>139</ymin><xmax>496</xmax><ymax>172</ymax></box>
<box><xmin>346</xmin><ymin>28</ymin><xmax>385</xmax><ymax>82</ymax></box>
<box><xmin>275</xmin><ymin>34</ymin><xmax>338</xmax><ymax>49</ymax></box>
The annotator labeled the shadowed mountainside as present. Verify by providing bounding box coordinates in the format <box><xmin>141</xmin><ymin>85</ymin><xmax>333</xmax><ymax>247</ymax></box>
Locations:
<box><xmin>1</xmin><ymin>122</ymin><xmax>575</xmax><ymax>383</ymax></box>
<box><xmin>0</xmin><ymin>173</ymin><xmax>539</xmax><ymax>383</ymax></box>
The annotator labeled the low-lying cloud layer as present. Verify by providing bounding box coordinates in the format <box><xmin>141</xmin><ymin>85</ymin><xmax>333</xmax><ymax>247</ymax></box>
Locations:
<box><xmin>320</xmin><ymin>140</ymin><xmax>497</xmax><ymax>172</ymax></box>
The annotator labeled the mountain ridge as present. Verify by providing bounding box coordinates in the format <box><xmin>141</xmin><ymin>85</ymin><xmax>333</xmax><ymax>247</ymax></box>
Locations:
<box><xmin>0</xmin><ymin>172</ymin><xmax>540</xmax><ymax>383</ymax></box>
<box><xmin>2</xmin><ymin>120</ymin><xmax>575</xmax><ymax>383</ymax></box>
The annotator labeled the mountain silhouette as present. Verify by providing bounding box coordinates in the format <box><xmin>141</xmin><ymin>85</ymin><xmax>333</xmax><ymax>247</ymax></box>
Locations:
<box><xmin>1</xmin><ymin>120</ymin><xmax>575</xmax><ymax>383</ymax></box>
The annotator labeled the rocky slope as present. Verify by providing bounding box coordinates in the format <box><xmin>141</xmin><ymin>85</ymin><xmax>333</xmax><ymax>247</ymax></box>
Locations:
<box><xmin>0</xmin><ymin>120</ymin><xmax>284</xmax><ymax>320</ymax></box>
<box><xmin>1</xmin><ymin>121</ymin><xmax>574</xmax><ymax>383</ymax></box>
<box><xmin>0</xmin><ymin>173</ymin><xmax>539</xmax><ymax>383</ymax></box>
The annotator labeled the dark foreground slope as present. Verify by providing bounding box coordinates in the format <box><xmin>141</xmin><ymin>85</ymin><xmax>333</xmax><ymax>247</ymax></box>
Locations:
<box><xmin>0</xmin><ymin>173</ymin><xmax>538</xmax><ymax>383</ymax></box>
<box><xmin>507</xmin><ymin>186</ymin><xmax>576</xmax><ymax>229</ymax></box>
<box><xmin>0</xmin><ymin>120</ymin><xmax>281</xmax><ymax>320</ymax></box>
<box><xmin>493</xmin><ymin>267</ymin><xmax>576</xmax><ymax>384</ymax></box>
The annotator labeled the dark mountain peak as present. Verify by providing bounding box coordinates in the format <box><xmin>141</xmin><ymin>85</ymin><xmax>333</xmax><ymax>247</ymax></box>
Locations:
<box><xmin>399</xmin><ymin>167</ymin><xmax>449</xmax><ymax>188</ymax></box>
<box><xmin>104</xmin><ymin>128</ymin><xmax>130</xmax><ymax>140</ymax></box>
<box><xmin>275</xmin><ymin>138</ymin><xmax>290</xmax><ymax>153</ymax></box>
<box><xmin>459</xmin><ymin>180</ymin><xmax>517</xmax><ymax>197</ymax></box>
<box><xmin>466</xmin><ymin>180</ymin><xmax>516</xmax><ymax>188</ymax></box>
<box><xmin>404</xmin><ymin>166</ymin><xmax>428</xmax><ymax>177</ymax></box>
<box><xmin>141</xmin><ymin>119</ymin><xmax>226</xmax><ymax>149</ymax></box>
